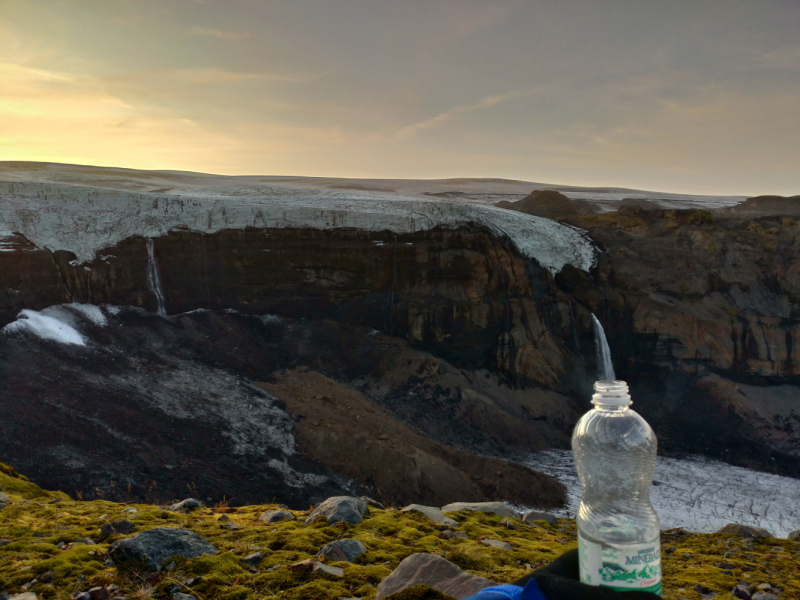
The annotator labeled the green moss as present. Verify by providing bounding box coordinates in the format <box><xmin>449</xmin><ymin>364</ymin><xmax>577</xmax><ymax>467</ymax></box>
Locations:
<box><xmin>0</xmin><ymin>479</ymin><xmax>798</xmax><ymax>599</ymax></box>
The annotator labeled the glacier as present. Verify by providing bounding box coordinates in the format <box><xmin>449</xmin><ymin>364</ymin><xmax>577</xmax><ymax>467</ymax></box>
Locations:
<box><xmin>524</xmin><ymin>449</ymin><xmax>800</xmax><ymax>537</ymax></box>
<box><xmin>0</xmin><ymin>179</ymin><xmax>597</xmax><ymax>274</ymax></box>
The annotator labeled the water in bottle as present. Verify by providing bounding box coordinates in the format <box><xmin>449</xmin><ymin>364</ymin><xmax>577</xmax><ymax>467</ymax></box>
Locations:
<box><xmin>572</xmin><ymin>380</ymin><xmax>661</xmax><ymax>595</ymax></box>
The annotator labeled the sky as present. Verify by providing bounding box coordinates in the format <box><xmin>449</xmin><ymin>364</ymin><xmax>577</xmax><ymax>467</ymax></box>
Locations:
<box><xmin>1</xmin><ymin>0</ymin><xmax>799</xmax><ymax>196</ymax></box>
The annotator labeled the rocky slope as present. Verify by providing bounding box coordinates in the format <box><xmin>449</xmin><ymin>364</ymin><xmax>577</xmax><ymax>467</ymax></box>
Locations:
<box><xmin>0</xmin><ymin>306</ymin><xmax>569</xmax><ymax>508</ymax></box>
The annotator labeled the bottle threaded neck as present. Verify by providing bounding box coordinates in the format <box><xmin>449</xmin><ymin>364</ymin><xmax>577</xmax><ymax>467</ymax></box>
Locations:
<box><xmin>592</xmin><ymin>380</ymin><xmax>632</xmax><ymax>407</ymax></box>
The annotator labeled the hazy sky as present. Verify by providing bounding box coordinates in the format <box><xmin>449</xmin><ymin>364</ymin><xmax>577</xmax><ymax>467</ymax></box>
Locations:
<box><xmin>1</xmin><ymin>0</ymin><xmax>799</xmax><ymax>195</ymax></box>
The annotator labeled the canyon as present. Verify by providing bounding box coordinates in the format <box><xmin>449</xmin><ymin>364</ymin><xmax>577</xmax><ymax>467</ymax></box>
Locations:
<box><xmin>0</xmin><ymin>162</ymin><xmax>798</xmax><ymax>508</ymax></box>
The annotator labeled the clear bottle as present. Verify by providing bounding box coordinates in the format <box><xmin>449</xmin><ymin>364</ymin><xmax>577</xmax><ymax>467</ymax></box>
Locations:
<box><xmin>572</xmin><ymin>380</ymin><xmax>662</xmax><ymax>595</ymax></box>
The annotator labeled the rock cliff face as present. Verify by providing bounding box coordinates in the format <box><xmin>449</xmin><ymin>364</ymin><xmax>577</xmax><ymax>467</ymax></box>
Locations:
<box><xmin>543</xmin><ymin>204</ymin><xmax>800</xmax><ymax>474</ymax></box>
<box><xmin>1</xmin><ymin>226</ymin><xmax>584</xmax><ymax>391</ymax></box>
<box><xmin>1</xmin><ymin>168</ymin><xmax>799</xmax><ymax>502</ymax></box>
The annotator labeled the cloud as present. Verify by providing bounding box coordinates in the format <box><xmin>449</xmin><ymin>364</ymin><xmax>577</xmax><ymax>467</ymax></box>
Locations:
<box><xmin>392</xmin><ymin>88</ymin><xmax>537</xmax><ymax>140</ymax></box>
<box><xmin>188</xmin><ymin>27</ymin><xmax>250</xmax><ymax>41</ymax></box>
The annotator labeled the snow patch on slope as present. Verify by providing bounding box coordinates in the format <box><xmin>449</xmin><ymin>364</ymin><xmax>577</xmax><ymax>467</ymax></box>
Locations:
<box><xmin>3</xmin><ymin>309</ymin><xmax>86</xmax><ymax>345</ymax></box>
<box><xmin>0</xmin><ymin>180</ymin><xmax>597</xmax><ymax>274</ymax></box>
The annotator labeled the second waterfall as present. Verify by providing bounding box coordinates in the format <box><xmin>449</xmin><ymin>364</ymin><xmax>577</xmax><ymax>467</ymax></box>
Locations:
<box><xmin>146</xmin><ymin>238</ymin><xmax>167</xmax><ymax>317</ymax></box>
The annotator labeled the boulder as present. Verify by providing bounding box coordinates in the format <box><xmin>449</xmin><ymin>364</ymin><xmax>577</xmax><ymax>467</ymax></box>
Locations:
<box><xmin>375</xmin><ymin>553</ymin><xmax>495</xmax><ymax>600</ymax></box>
<box><xmin>258</xmin><ymin>510</ymin><xmax>295</xmax><ymax>524</ymax></box>
<box><xmin>317</xmin><ymin>539</ymin><xmax>367</xmax><ymax>563</ymax></box>
<box><xmin>8</xmin><ymin>594</ymin><xmax>39</xmax><ymax>600</ymax></box>
<box><xmin>109</xmin><ymin>528</ymin><xmax>217</xmax><ymax>571</ymax></box>
<box><xmin>288</xmin><ymin>558</ymin><xmax>344</xmax><ymax>577</ymax></box>
<box><xmin>522</xmin><ymin>511</ymin><xmax>558</xmax><ymax>526</ymax></box>
<box><xmin>401</xmin><ymin>505</ymin><xmax>459</xmax><ymax>528</ymax></box>
<box><xmin>100</xmin><ymin>520</ymin><xmax>136</xmax><ymax>539</ymax></box>
<box><xmin>716</xmin><ymin>523</ymin><xmax>774</xmax><ymax>539</ymax></box>
<box><xmin>173</xmin><ymin>594</ymin><xmax>198</xmax><ymax>600</ymax></box>
<box><xmin>479</xmin><ymin>538</ymin><xmax>513</xmax><ymax>550</ymax></box>
<box><xmin>788</xmin><ymin>530</ymin><xmax>800</xmax><ymax>540</ymax></box>
<box><xmin>170</xmin><ymin>498</ymin><xmax>203</xmax><ymax>512</ymax></box>
<box><xmin>440</xmin><ymin>502</ymin><xmax>520</xmax><ymax>520</ymax></box>
<box><xmin>752</xmin><ymin>593</ymin><xmax>779</xmax><ymax>600</ymax></box>
<box><xmin>0</xmin><ymin>493</ymin><xmax>10</xmax><ymax>503</ymax></box>
<box><xmin>305</xmin><ymin>496</ymin><xmax>369</xmax><ymax>526</ymax></box>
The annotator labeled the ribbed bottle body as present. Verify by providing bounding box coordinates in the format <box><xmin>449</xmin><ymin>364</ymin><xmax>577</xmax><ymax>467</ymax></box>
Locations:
<box><xmin>573</xmin><ymin>382</ymin><xmax>662</xmax><ymax>594</ymax></box>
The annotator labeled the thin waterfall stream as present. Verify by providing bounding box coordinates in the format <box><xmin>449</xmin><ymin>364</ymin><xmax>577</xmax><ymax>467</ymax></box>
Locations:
<box><xmin>592</xmin><ymin>313</ymin><xmax>615</xmax><ymax>381</ymax></box>
<box><xmin>146</xmin><ymin>238</ymin><xmax>167</xmax><ymax>316</ymax></box>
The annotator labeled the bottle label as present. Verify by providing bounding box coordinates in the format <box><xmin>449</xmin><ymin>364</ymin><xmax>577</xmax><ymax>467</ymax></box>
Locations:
<box><xmin>578</xmin><ymin>531</ymin><xmax>662</xmax><ymax>595</ymax></box>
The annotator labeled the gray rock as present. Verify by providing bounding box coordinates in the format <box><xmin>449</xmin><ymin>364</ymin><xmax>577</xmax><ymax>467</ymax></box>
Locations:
<box><xmin>258</xmin><ymin>510</ymin><xmax>295</xmax><ymax>524</ymax></box>
<box><xmin>401</xmin><ymin>505</ymin><xmax>459</xmax><ymax>528</ymax></box>
<box><xmin>38</xmin><ymin>571</ymin><xmax>55</xmax><ymax>584</ymax></box>
<box><xmin>0</xmin><ymin>503</ymin><xmax>7</xmax><ymax>510</ymax></box>
<box><xmin>694</xmin><ymin>584</ymin><xmax>717</xmax><ymax>599</ymax></box>
<box><xmin>9</xmin><ymin>594</ymin><xmax>39</xmax><ymax>600</ymax></box>
<box><xmin>751</xmin><ymin>593</ymin><xmax>779</xmax><ymax>600</ymax></box>
<box><xmin>314</xmin><ymin>562</ymin><xmax>344</xmax><ymax>577</ymax></box>
<box><xmin>73</xmin><ymin>538</ymin><xmax>96</xmax><ymax>545</ymax></box>
<box><xmin>305</xmin><ymin>496</ymin><xmax>369</xmax><ymax>526</ymax></box>
<box><xmin>360</xmin><ymin>496</ymin><xmax>386</xmax><ymax>510</ymax></box>
<box><xmin>100</xmin><ymin>520</ymin><xmax>137</xmax><ymax>539</ymax></box>
<box><xmin>219</xmin><ymin>522</ymin><xmax>241</xmax><ymax>530</ymax></box>
<box><xmin>121</xmin><ymin>508</ymin><xmax>139</xmax><ymax>514</ymax></box>
<box><xmin>109</xmin><ymin>528</ymin><xmax>217</xmax><ymax>571</ymax></box>
<box><xmin>173</xmin><ymin>594</ymin><xmax>198</xmax><ymax>600</ymax></box>
<box><xmin>440</xmin><ymin>502</ymin><xmax>520</xmax><ymax>520</ymax></box>
<box><xmin>317</xmin><ymin>539</ymin><xmax>367</xmax><ymax>563</ymax></box>
<box><xmin>0</xmin><ymin>493</ymin><xmax>10</xmax><ymax>503</ymax></box>
<box><xmin>242</xmin><ymin>552</ymin><xmax>264</xmax><ymax>568</ymax></box>
<box><xmin>480</xmin><ymin>538</ymin><xmax>513</xmax><ymax>550</ymax></box>
<box><xmin>73</xmin><ymin>594</ymin><xmax>91</xmax><ymax>600</ymax></box>
<box><xmin>87</xmin><ymin>587</ymin><xmax>111</xmax><ymax>600</ymax></box>
<box><xmin>442</xmin><ymin>530</ymin><xmax>468</xmax><ymax>540</ymax></box>
<box><xmin>375</xmin><ymin>553</ymin><xmax>495</xmax><ymax>599</ymax></box>
<box><xmin>716</xmin><ymin>524</ymin><xmax>774</xmax><ymax>538</ymax></box>
<box><xmin>730</xmin><ymin>584</ymin><xmax>751</xmax><ymax>600</ymax></box>
<box><xmin>788</xmin><ymin>529</ymin><xmax>800</xmax><ymax>540</ymax></box>
<box><xmin>522</xmin><ymin>511</ymin><xmax>558</xmax><ymax>526</ymax></box>
<box><xmin>498</xmin><ymin>519</ymin><xmax>516</xmax><ymax>530</ymax></box>
<box><xmin>0</xmin><ymin>539</ymin><xmax>11</xmax><ymax>547</ymax></box>
<box><xmin>170</xmin><ymin>499</ymin><xmax>203</xmax><ymax>512</ymax></box>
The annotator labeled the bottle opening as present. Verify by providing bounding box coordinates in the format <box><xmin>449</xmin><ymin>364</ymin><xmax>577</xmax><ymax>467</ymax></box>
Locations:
<box><xmin>592</xmin><ymin>380</ymin><xmax>632</xmax><ymax>406</ymax></box>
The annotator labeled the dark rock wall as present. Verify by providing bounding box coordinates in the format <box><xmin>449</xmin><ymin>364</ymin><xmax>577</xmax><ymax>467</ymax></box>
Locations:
<box><xmin>2</xmin><ymin>209</ymin><xmax>799</xmax><ymax>476</ymax></box>
<box><xmin>1</xmin><ymin>227</ymin><xmax>584</xmax><ymax>391</ymax></box>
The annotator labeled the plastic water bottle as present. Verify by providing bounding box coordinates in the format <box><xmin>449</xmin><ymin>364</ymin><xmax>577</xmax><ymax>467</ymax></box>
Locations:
<box><xmin>572</xmin><ymin>380</ymin><xmax>662</xmax><ymax>595</ymax></box>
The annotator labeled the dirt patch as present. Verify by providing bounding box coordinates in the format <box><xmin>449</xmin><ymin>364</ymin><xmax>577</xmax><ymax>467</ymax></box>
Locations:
<box><xmin>256</xmin><ymin>368</ymin><xmax>565</xmax><ymax>509</ymax></box>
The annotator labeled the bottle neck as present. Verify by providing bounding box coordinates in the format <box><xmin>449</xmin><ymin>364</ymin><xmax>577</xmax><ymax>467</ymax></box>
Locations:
<box><xmin>592</xmin><ymin>401</ymin><xmax>631</xmax><ymax>412</ymax></box>
<box><xmin>591</xmin><ymin>380</ymin><xmax>631</xmax><ymax>411</ymax></box>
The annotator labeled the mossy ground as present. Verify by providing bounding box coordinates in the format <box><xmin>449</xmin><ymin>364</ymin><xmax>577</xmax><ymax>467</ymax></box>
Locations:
<box><xmin>0</xmin><ymin>467</ymin><xmax>798</xmax><ymax>599</ymax></box>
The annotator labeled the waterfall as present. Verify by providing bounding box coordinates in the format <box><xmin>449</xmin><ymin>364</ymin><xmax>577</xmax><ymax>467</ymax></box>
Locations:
<box><xmin>592</xmin><ymin>313</ymin><xmax>615</xmax><ymax>381</ymax></box>
<box><xmin>146</xmin><ymin>238</ymin><xmax>167</xmax><ymax>316</ymax></box>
